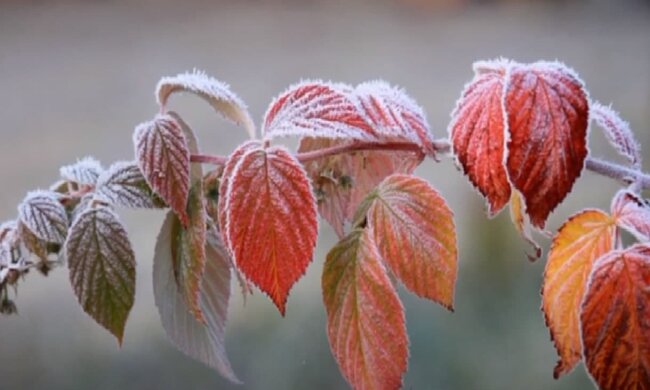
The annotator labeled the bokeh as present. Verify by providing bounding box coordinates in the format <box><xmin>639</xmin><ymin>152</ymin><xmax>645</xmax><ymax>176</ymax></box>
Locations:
<box><xmin>0</xmin><ymin>0</ymin><xmax>648</xmax><ymax>389</ymax></box>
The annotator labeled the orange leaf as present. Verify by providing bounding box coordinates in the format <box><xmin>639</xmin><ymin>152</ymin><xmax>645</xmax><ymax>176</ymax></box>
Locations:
<box><xmin>542</xmin><ymin>209</ymin><xmax>615</xmax><ymax>377</ymax></box>
<box><xmin>322</xmin><ymin>229</ymin><xmax>409</xmax><ymax>390</ymax></box>
<box><xmin>505</xmin><ymin>62</ymin><xmax>589</xmax><ymax>228</ymax></box>
<box><xmin>134</xmin><ymin>114</ymin><xmax>190</xmax><ymax>225</ymax></box>
<box><xmin>222</xmin><ymin>145</ymin><xmax>318</xmax><ymax>314</ymax></box>
<box><xmin>612</xmin><ymin>189</ymin><xmax>650</xmax><ymax>242</ymax></box>
<box><xmin>450</xmin><ymin>60</ymin><xmax>511</xmax><ymax>216</ymax></box>
<box><xmin>581</xmin><ymin>244</ymin><xmax>650</xmax><ymax>390</ymax></box>
<box><xmin>363</xmin><ymin>174</ymin><xmax>457</xmax><ymax>309</ymax></box>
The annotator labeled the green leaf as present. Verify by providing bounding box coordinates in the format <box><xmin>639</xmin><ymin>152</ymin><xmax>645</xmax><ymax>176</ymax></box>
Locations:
<box><xmin>65</xmin><ymin>206</ymin><xmax>136</xmax><ymax>343</ymax></box>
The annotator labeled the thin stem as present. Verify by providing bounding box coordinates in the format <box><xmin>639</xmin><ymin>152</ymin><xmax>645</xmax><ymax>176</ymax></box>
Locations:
<box><xmin>190</xmin><ymin>138</ymin><xmax>650</xmax><ymax>190</ymax></box>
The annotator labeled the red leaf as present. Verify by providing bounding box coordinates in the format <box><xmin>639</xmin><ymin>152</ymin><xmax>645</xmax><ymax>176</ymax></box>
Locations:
<box><xmin>450</xmin><ymin>60</ymin><xmax>511</xmax><ymax>216</ymax></box>
<box><xmin>581</xmin><ymin>244</ymin><xmax>650</xmax><ymax>390</ymax></box>
<box><xmin>364</xmin><ymin>174</ymin><xmax>457</xmax><ymax>309</ymax></box>
<box><xmin>134</xmin><ymin>114</ymin><xmax>191</xmax><ymax>225</ymax></box>
<box><xmin>262</xmin><ymin>81</ymin><xmax>377</xmax><ymax>141</ymax></box>
<box><xmin>542</xmin><ymin>209</ymin><xmax>615</xmax><ymax>377</ymax></box>
<box><xmin>504</xmin><ymin>62</ymin><xmax>589</xmax><ymax>228</ymax></box>
<box><xmin>354</xmin><ymin>81</ymin><xmax>434</xmax><ymax>155</ymax></box>
<box><xmin>612</xmin><ymin>189</ymin><xmax>650</xmax><ymax>242</ymax></box>
<box><xmin>591</xmin><ymin>102</ymin><xmax>641</xmax><ymax>169</ymax></box>
<box><xmin>217</xmin><ymin>140</ymin><xmax>262</xmax><ymax>250</ymax></box>
<box><xmin>222</xmin><ymin>145</ymin><xmax>318</xmax><ymax>314</ymax></box>
<box><xmin>323</xmin><ymin>229</ymin><xmax>409</xmax><ymax>390</ymax></box>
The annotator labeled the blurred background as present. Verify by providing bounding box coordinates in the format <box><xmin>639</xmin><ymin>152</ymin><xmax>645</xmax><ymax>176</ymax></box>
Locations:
<box><xmin>0</xmin><ymin>0</ymin><xmax>648</xmax><ymax>389</ymax></box>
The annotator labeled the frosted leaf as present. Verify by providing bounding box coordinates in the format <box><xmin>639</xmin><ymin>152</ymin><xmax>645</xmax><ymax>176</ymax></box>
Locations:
<box><xmin>69</xmin><ymin>194</ymin><xmax>94</xmax><ymax>225</ymax></box>
<box><xmin>354</xmin><ymin>80</ymin><xmax>435</xmax><ymax>155</ymax></box>
<box><xmin>611</xmin><ymin>190</ymin><xmax>650</xmax><ymax>242</ymax></box>
<box><xmin>153</xmin><ymin>212</ymin><xmax>239</xmax><ymax>383</ymax></box>
<box><xmin>0</xmin><ymin>220</ymin><xmax>17</xmax><ymax>244</ymax></box>
<box><xmin>591</xmin><ymin>102</ymin><xmax>641</xmax><ymax>169</ymax></box>
<box><xmin>60</xmin><ymin>157</ymin><xmax>103</xmax><ymax>185</ymax></box>
<box><xmin>18</xmin><ymin>190</ymin><xmax>68</xmax><ymax>244</ymax></box>
<box><xmin>17</xmin><ymin>222</ymin><xmax>49</xmax><ymax>263</ymax></box>
<box><xmin>504</xmin><ymin>61</ymin><xmax>589</xmax><ymax>228</ymax></box>
<box><xmin>156</xmin><ymin>70</ymin><xmax>255</xmax><ymax>139</ymax></box>
<box><xmin>65</xmin><ymin>206</ymin><xmax>136</xmax><ymax>343</ymax></box>
<box><xmin>263</xmin><ymin>81</ymin><xmax>378</xmax><ymax>141</ymax></box>
<box><xmin>133</xmin><ymin>114</ymin><xmax>190</xmax><ymax>225</ymax></box>
<box><xmin>221</xmin><ymin>145</ymin><xmax>318</xmax><ymax>314</ymax></box>
<box><xmin>96</xmin><ymin>161</ymin><xmax>165</xmax><ymax>209</ymax></box>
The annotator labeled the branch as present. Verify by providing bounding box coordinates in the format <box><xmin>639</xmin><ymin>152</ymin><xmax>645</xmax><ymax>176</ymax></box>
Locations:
<box><xmin>190</xmin><ymin>138</ymin><xmax>650</xmax><ymax>190</ymax></box>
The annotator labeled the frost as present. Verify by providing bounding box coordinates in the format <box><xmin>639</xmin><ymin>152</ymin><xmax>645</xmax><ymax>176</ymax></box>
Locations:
<box><xmin>134</xmin><ymin>114</ymin><xmax>190</xmax><ymax>225</ymax></box>
<box><xmin>591</xmin><ymin>102</ymin><xmax>641</xmax><ymax>169</ymax></box>
<box><xmin>96</xmin><ymin>161</ymin><xmax>165</xmax><ymax>209</ymax></box>
<box><xmin>262</xmin><ymin>80</ymin><xmax>379</xmax><ymax>141</ymax></box>
<box><xmin>65</xmin><ymin>205</ymin><xmax>136</xmax><ymax>342</ymax></box>
<box><xmin>153</xmin><ymin>212</ymin><xmax>239</xmax><ymax>383</ymax></box>
<box><xmin>611</xmin><ymin>190</ymin><xmax>650</xmax><ymax>242</ymax></box>
<box><xmin>156</xmin><ymin>70</ymin><xmax>255</xmax><ymax>139</ymax></box>
<box><xmin>60</xmin><ymin>157</ymin><xmax>103</xmax><ymax>185</ymax></box>
<box><xmin>17</xmin><ymin>190</ymin><xmax>68</xmax><ymax>244</ymax></box>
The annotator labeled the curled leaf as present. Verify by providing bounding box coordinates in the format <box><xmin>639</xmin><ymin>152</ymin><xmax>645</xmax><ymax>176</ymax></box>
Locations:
<box><xmin>134</xmin><ymin>114</ymin><xmax>190</xmax><ymax>225</ymax></box>
<box><xmin>449</xmin><ymin>60</ymin><xmax>511</xmax><ymax>216</ymax></box>
<box><xmin>323</xmin><ymin>229</ymin><xmax>409</xmax><ymax>390</ymax></box>
<box><xmin>221</xmin><ymin>145</ymin><xmax>318</xmax><ymax>314</ymax></box>
<box><xmin>154</xmin><ymin>212</ymin><xmax>239</xmax><ymax>383</ymax></box>
<box><xmin>65</xmin><ymin>206</ymin><xmax>136</xmax><ymax>343</ymax></box>
<box><xmin>156</xmin><ymin>70</ymin><xmax>255</xmax><ymax>138</ymax></box>
<box><xmin>18</xmin><ymin>190</ymin><xmax>68</xmax><ymax>244</ymax></box>
<box><xmin>509</xmin><ymin>190</ymin><xmax>542</xmax><ymax>260</ymax></box>
<box><xmin>505</xmin><ymin>61</ymin><xmax>589</xmax><ymax>228</ymax></box>
<box><xmin>363</xmin><ymin>174</ymin><xmax>457</xmax><ymax>309</ymax></box>
<box><xmin>591</xmin><ymin>102</ymin><xmax>641</xmax><ymax>169</ymax></box>
<box><xmin>542</xmin><ymin>209</ymin><xmax>615</xmax><ymax>377</ymax></box>
<box><xmin>581</xmin><ymin>244</ymin><xmax>650</xmax><ymax>390</ymax></box>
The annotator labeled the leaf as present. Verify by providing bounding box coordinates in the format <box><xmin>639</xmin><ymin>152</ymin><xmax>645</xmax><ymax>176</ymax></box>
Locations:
<box><xmin>541</xmin><ymin>209</ymin><xmax>616</xmax><ymax>378</ymax></box>
<box><xmin>509</xmin><ymin>190</ymin><xmax>542</xmax><ymax>260</ymax></box>
<box><xmin>504</xmin><ymin>61</ymin><xmax>589</xmax><ymax>228</ymax></box>
<box><xmin>95</xmin><ymin>161</ymin><xmax>165</xmax><ymax>209</ymax></box>
<box><xmin>65</xmin><ymin>206</ymin><xmax>136</xmax><ymax>343</ymax></box>
<box><xmin>611</xmin><ymin>189</ymin><xmax>650</xmax><ymax>242</ymax></box>
<box><xmin>133</xmin><ymin>114</ymin><xmax>191</xmax><ymax>225</ymax></box>
<box><xmin>217</xmin><ymin>140</ymin><xmax>261</xmax><ymax>250</ymax></box>
<box><xmin>221</xmin><ymin>145</ymin><xmax>318</xmax><ymax>314</ymax></box>
<box><xmin>591</xmin><ymin>101</ymin><xmax>641</xmax><ymax>169</ymax></box>
<box><xmin>153</xmin><ymin>212</ymin><xmax>239</xmax><ymax>383</ymax></box>
<box><xmin>449</xmin><ymin>60</ymin><xmax>511</xmax><ymax>216</ymax></box>
<box><xmin>17</xmin><ymin>222</ymin><xmax>49</xmax><ymax>263</ymax></box>
<box><xmin>18</xmin><ymin>190</ymin><xmax>68</xmax><ymax>244</ymax></box>
<box><xmin>156</xmin><ymin>70</ymin><xmax>256</xmax><ymax>139</ymax></box>
<box><xmin>298</xmin><ymin>137</ymin><xmax>421</xmax><ymax>238</ymax></box>
<box><xmin>354</xmin><ymin>80</ymin><xmax>434</xmax><ymax>155</ymax></box>
<box><xmin>262</xmin><ymin>81</ymin><xmax>377</xmax><ymax>141</ymax></box>
<box><xmin>60</xmin><ymin>157</ymin><xmax>103</xmax><ymax>185</ymax></box>
<box><xmin>581</xmin><ymin>244</ymin><xmax>650</xmax><ymax>390</ymax></box>
<box><xmin>323</xmin><ymin>229</ymin><xmax>409</xmax><ymax>390</ymax></box>
<box><xmin>166</xmin><ymin>111</ymin><xmax>207</xmax><ymax>323</ymax></box>
<box><xmin>362</xmin><ymin>174</ymin><xmax>457</xmax><ymax>309</ymax></box>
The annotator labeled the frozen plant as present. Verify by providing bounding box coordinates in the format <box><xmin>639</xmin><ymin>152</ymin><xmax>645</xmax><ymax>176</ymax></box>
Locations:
<box><xmin>1</xmin><ymin>61</ymin><xmax>649</xmax><ymax>390</ymax></box>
